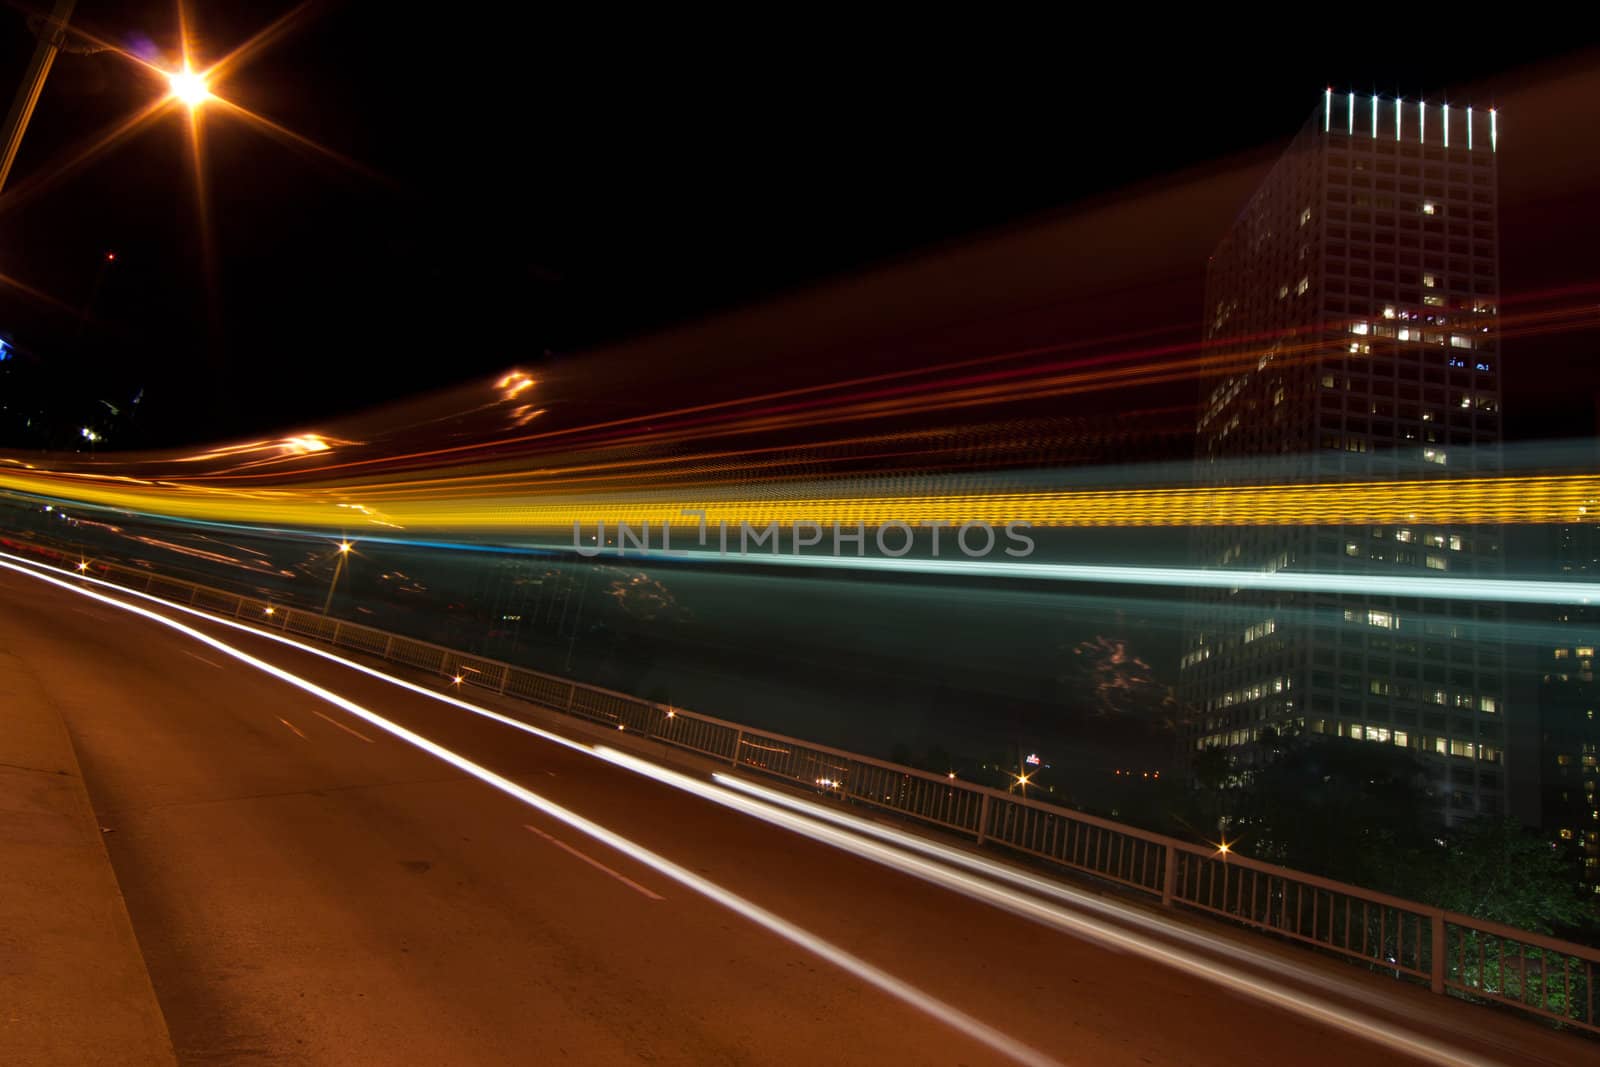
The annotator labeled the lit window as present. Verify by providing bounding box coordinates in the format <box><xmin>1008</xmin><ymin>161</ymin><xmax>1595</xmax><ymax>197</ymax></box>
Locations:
<box><xmin>1367</xmin><ymin>610</ymin><xmax>1395</xmax><ymax>629</ymax></box>
<box><xmin>1424</xmin><ymin>295</ymin><xmax>1444</xmax><ymax>307</ymax></box>
<box><xmin>1580</xmin><ymin>647</ymin><xmax>1596</xmax><ymax>658</ymax></box>
<box><xmin>1395</xmin><ymin>529</ymin><xmax>1413</xmax><ymax>543</ymax></box>
<box><xmin>1300</xmin><ymin>207</ymin><xmax>1312</xmax><ymax>226</ymax></box>
<box><xmin>1423</xmin><ymin>449</ymin><xmax>1447</xmax><ymax>465</ymax></box>
<box><xmin>1451</xmin><ymin>335</ymin><xmax>1474</xmax><ymax>349</ymax></box>
<box><xmin>1555</xmin><ymin>648</ymin><xmax>1569</xmax><ymax>659</ymax></box>
<box><xmin>1423</xmin><ymin>273</ymin><xmax>1437</xmax><ymax>287</ymax></box>
<box><xmin>1382</xmin><ymin>306</ymin><xmax>1396</xmax><ymax>319</ymax></box>
<box><xmin>1351</xmin><ymin>321</ymin><xmax>1370</xmax><ymax>335</ymax></box>
<box><xmin>1398</xmin><ymin>328</ymin><xmax>1414</xmax><ymax>341</ymax></box>
<box><xmin>1422</xmin><ymin>202</ymin><xmax>1436</xmax><ymax>215</ymax></box>
<box><xmin>1345</xmin><ymin>542</ymin><xmax>1361</xmax><ymax>557</ymax></box>
<box><xmin>1449</xmin><ymin>535</ymin><xmax>1463</xmax><ymax>551</ymax></box>
<box><xmin>1296</xmin><ymin>276</ymin><xmax>1310</xmax><ymax>295</ymax></box>
<box><xmin>1393</xmin><ymin>730</ymin><xmax>1409</xmax><ymax>747</ymax></box>
<box><xmin>1480</xmin><ymin>697</ymin><xmax>1498</xmax><ymax>713</ymax></box>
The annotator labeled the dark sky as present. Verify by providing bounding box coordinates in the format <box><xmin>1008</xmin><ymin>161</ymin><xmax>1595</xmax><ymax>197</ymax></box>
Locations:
<box><xmin>0</xmin><ymin>4</ymin><xmax>1595</xmax><ymax>446</ymax></box>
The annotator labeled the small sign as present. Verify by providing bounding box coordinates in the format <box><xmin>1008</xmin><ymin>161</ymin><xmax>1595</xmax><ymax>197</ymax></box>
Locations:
<box><xmin>1025</xmin><ymin>753</ymin><xmax>1041</xmax><ymax>767</ymax></box>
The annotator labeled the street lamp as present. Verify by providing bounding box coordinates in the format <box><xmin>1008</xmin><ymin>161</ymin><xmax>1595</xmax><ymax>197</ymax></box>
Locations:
<box><xmin>167</xmin><ymin>66</ymin><xmax>210</xmax><ymax>109</ymax></box>
<box><xmin>321</xmin><ymin>540</ymin><xmax>353</xmax><ymax>615</ymax></box>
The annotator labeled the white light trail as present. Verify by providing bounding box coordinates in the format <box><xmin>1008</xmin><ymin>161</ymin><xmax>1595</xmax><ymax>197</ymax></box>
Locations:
<box><xmin>702</xmin><ymin>773</ymin><xmax>1475</xmax><ymax>1027</ymax></box>
<box><xmin>562</xmin><ymin>548</ymin><xmax>1599</xmax><ymax>606</ymax></box>
<box><xmin>0</xmin><ymin>555</ymin><xmax>1061</xmax><ymax>1067</ymax></box>
<box><xmin>585</xmin><ymin>749</ymin><xmax>1508</xmax><ymax>1067</ymax></box>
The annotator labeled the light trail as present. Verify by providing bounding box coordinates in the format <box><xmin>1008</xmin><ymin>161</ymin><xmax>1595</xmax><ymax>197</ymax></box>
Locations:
<box><xmin>4</xmin><ymin>467</ymin><xmax>1600</xmax><ymax>530</ymax></box>
<box><xmin>634</xmin><ymin>550</ymin><xmax>1600</xmax><ymax>605</ymax></box>
<box><xmin>701</xmin><ymin>773</ymin><xmax>1503</xmax><ymax>1033</ymax></box>
<box><xmin>0</xmin><ymin>550</ymin><xmax>1530</xmax><ymax>1064</ymax></box>
<box><xmin>583</xmin><ymin>748</ymin><xmax>1508</xmax><ymax>1067</ymax></box>
<box><xmin>0</xmin><ymin>555</ymin><xmax>1062</xmax><ymax>1067</ymax></box>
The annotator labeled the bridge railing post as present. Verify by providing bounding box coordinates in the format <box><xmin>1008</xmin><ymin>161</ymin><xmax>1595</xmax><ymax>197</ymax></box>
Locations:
<box><xmin>1161</xmin><ymin>843</ymin><xmax>1178</xmax><ymax>908</ymax></box>
<box><xmin>1430</xmin><ymin>913</ymin><xmax>1446</xmax><ymax>994</ymax></box>
<box><xmin>976</xmin><ymin>793</ymin><xmax>991</xmax><ymax>845</ymax></box>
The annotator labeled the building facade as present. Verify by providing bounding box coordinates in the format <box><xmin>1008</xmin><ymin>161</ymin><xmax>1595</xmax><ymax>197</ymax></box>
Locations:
<box><xmin>1508</xmin><ymin>482</ymin><xmax>1600</xmax><ymax>895</ymax></box>
<box><xmin>1179</xmin><ymin>93</ymin><xmax>1507</xmax><ymax>823</ymax></box>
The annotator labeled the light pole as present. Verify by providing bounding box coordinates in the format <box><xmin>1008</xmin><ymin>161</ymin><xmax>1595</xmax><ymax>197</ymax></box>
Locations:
<box><xmin>322</xmin><ymin>540</ymin><xmax>352</xmax><ymax>615</ymax></box>
<box><xmin>0</xmin><ymin>0</ymin><xmax>78</xmax><ymax>195</ymax></box>
<box><xmin>563</xmin><ymin>562</ymin><xmax>595</xmax><ymax>672</ymax></box>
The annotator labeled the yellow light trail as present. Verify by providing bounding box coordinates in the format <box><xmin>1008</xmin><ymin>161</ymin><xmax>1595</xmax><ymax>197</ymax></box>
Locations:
<box><xmin>3</xmin><ymin>468</ymin><xmax>1597</xmax><ymax>531</ymax></box>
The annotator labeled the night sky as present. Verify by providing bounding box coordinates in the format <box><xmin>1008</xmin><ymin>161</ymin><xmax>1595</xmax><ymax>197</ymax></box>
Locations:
<box><xmin>0</xmin><ymin>5</ymin><xmax>1595</xmax><ymax>447</ymax></box>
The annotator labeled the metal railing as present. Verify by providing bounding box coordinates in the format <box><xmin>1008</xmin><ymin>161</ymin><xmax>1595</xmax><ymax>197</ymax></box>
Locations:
<box><xmin>49</xmin><ymin>552</ymin><xmax>1600</xmax><ymax>1034</ymax></box>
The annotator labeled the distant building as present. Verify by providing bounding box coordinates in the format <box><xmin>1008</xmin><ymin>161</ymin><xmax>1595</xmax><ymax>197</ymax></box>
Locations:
<box><xmin>1508</xmin><ymin>437</ymin><xmax>1600</xmax><ymax>896</ymax></box>
<box><xmin>1179</xmin><ymin>93</ymin><xmax>1507</xmax><ymax>823</ymax></box>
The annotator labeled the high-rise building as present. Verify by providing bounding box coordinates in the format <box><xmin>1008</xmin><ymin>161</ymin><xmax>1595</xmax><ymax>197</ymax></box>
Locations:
<box><xmin>1179</xmin><ymin>92</ymin><xmax>1507</xmax><ymax>823</ymax></box>
<box><xmin>1508</xmin><ymin>436</ymin><xmax>1600</xmax><ymax>896</ymax></box>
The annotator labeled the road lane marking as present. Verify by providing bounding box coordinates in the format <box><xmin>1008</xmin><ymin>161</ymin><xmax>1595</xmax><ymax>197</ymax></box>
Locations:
<box><xmin>276</xmin><ymin>716</ymin><xmax>308</xmax><ymax>740</ymax></box>
<box><xmin>524</xmin><ymin>823</ymin><xmax>664</xmax><ymax>900</ymax></box>
<box><xmin>0</xmin><ymin>555</ymin><xmax>1063</xmax><ymax>1067</ymax></box>
<box><xmin>310</xmin><ymin>707</ymin><xmax>375</xmax><ymax>743</ymax></box>
<box><xmin>181</xmin><ymin>648</ymin><xmax>225</xmax><ymax>669</ymax></box>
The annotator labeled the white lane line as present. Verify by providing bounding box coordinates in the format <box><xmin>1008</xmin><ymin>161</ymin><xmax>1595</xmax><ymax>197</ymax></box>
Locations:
<box><xmin>524</xmin><ymin>823</ymin><xmax>664</xmax><ymax>900</ymax></box>
<box><xmin>276</xmin><ymin>716</ymin><xmax>309</xmax><ymax>740</ymax></box>
<box><xmin>181</xmin><ymin>648</ymin><xmax>225</xmax><ymax>669</ymax></box>
<box><xmin>310</xmin><ymin>707</ymin><xmax>376</xmax><ymax>743</ymax></box>
<box><xmin>0</xmin><ymin>556</ymin><xmax>1062</xmax><ymax>1067</ymax></box>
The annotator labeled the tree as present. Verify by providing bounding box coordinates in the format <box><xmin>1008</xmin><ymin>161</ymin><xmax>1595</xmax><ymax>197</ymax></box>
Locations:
<box><xmin>1226</xmin><ymin>733</ymin><xmax>1436</xmax><ymax>892</ymax></box>
<box><xmin>1414</xmin><ymin>818</ymin><xmax>1590</xmax><ymax>936</ymax></box>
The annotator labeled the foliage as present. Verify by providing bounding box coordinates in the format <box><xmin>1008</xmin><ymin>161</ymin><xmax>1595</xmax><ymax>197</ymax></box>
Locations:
<box><xmin>1187</xmin><ymin>733</ymin><xmax>1596</xmax><ymax>943</ymax></box>
<box><xmin>1414</xmin><ymin>818</ymin><xmax>1591</xmax><ymax>936</ymax></box>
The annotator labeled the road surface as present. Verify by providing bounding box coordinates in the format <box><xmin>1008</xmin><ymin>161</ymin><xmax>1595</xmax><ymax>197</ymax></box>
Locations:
<box><xmin>0</xmin><ymin>559</ymin><xmax>1591</xmax><ymax>1067</ymax></box>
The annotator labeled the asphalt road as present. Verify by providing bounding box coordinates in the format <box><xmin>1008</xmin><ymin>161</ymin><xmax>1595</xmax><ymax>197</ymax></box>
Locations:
<box><xmin>0</xmin><ymin>561</ymin><xmax>1593</xmax><ymax>1067</ymax></box>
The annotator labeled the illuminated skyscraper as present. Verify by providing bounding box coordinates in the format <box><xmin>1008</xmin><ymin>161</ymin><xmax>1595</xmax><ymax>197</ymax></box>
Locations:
<box><xmin>1179</xmin><ymin>93</ymin><xmax>1506</xmax><ymax>822</ymax></box>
